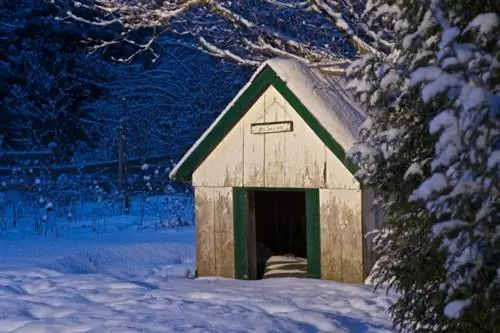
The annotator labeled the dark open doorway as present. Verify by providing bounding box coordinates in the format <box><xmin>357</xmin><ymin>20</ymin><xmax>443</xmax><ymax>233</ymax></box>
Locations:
<box><xmin>247</xmin><ymin>190</ymin><xmax>307</xmax><ymax>279</ymax></box>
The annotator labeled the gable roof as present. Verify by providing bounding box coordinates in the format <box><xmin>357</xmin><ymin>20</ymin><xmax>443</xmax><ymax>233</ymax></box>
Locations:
<box><xmin>170</xmin><ymin>58</ymin><xmax>366</xmax><ymax>181</ymax></box>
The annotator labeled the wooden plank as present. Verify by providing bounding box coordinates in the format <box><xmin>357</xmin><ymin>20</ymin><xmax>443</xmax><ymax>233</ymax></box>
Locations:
<box><xmin>263</xmin><ymin>86</ymin><xmax>288</xmax><ymax>187</ymax></box>
<box><xmin>195</xmin><ymin>187</ymin><xmax>216</xmax><ymax>277</ymax></box>
<box><xmin>243</xmin><ymin>85</ymin><xmax>328</xmax><ymax>189</ymax></box>
<box><xmin>325</xmin><ymin>151</ymin><xmax>359</xmax><ymax>190</ymax></box>
<box><xmin>192</xmin><ymin>84</ymin><xmax>333</xmax><ymax>190</ymax></box>
<box><xmin>192</xmin><ymin>121</ymin><xmax>244</xmax><ymax>187</ymax></box>
<box><xmin>338</xmin><ymin>189</ymin><xmax>363</xmax><ymax>283</ymax></box>
<box><xmin>282</xmin><ymin>99</ymin><xmax>326</xmax><ymax>188</ymax></box>
<box><xmin>319</xmin><ymin>189</ymin><xmax>343</xmax><ymax>281</ymax></box>
<box><xmin>362</xmin><ymin>188</ymin><xmax>385</xmax><ymax>279</ymax></box>
<box><xmin>251</xmin><ymin>121</ymin><xmax>293</xmax><ymax>134</ymax></box>
<box><xmin>362</xmin><ymin>188</ymin><xmax>376</xmax><ymax>279</ymax></box>
<box><xmin>214</xmin><ymin>187</ymin><xmax>235</xmax><ymax>278</ymax></box>
<box><xmin>242</xmin><ymin>91</ymin><xmax>266</xmax><ymax>187</ymax></box>
<box><xmin>320</xmin><ymin>188</ymin><xmax>363</xmax><ymax>282</ymax></box>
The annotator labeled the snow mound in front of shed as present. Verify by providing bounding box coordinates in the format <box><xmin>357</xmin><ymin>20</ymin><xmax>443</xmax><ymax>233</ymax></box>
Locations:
<box><xmin>0</xmin><ymin>203</ymin><xmax>395</xmax><ymax>333</ymax></box>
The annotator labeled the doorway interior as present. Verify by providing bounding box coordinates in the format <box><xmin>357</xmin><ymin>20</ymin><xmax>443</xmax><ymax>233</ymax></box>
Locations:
<box><xmin>247</xmin><ymin>190</ymin><xmax>307</xmax><ymax>279</ymax></box>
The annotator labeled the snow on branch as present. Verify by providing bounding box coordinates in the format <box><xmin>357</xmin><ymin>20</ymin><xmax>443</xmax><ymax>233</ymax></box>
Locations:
<box><xmin>59</xmin><ymin>0</ymin><xmax>202</xmax><ymax>29</ymax></box>
<box><xmin>55</xmin><ymin>0</ymin><xmax>389</xmax><ymax>64</ymax></box>
<box><xmin>198</xmin><ymin>37</ymin><xmax>260</xmax><ymax>66</ymax></box>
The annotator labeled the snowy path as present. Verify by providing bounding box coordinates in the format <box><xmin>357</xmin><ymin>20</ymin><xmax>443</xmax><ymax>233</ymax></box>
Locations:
<box><xmin>0</xmin><ymin>213</ymin><xmax>395</xmax><ymax>333</ymax></box>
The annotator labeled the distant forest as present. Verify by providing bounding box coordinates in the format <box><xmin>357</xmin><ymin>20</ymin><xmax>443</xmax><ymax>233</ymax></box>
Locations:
<box><xmin>0</xmin><ymin>1</ymin><xmax>251</xmax><ymax>164</ymax></box>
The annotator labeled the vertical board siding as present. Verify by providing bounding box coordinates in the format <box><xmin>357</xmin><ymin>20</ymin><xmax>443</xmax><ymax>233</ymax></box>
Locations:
<box><xmin>362</xmin><ymin>188</ymin><xmax>376</xmax><ymax>279</ymax></box>
<box><xmin>190</xmin><ymin>84</ymin><xmax>368</xmax><ymax>283</ymax></box>
<box><xmin>195</xmin><ymin>187</ymin><xmax>235</xmax><ymax>278</ymax></box>
<box><xmin>261</xmin><ymin>86</ymin><xmax>327</xmax><ymax>188</ymax></box>
<box><xmin>195</xmin><ymin>187</ymin><xmax>216</xmax><ymax>276</ymax></box>
<box><xmin>263</xmin><ymin>87</ymin><xmax>288</xmax><ymax>187</ymax></box>
<box><xmin>214</xmin><ymin>188</ymin><xmax>235</xmax><ymax>278</ymax></box>
<box><xmin>325</xmin><ymin>151</ymin><xmax>359</xmax><ymax>190</ymax></box>
<box><xmin>192</xmin><ymin>121</ymin><xmax>244</xmax><ymax>187</ymax></box>
<box><xmin>243</xmin><ymin>93</ymin><xmax>266</xmax><ymax>187</ymax></box>
<box><xmin>320</xmin><ymin>188</ymin><xmax>364</xmax><ymax>283</ymax></box>
<box><xmin>194</xmin><ymin>86</ymin><xmax>346</xmax><ymax>189</ymax></box>
<box><xmin>275</xmin><ymin>85</ymin><xmax>327</xmax><ymax>189</ymax></box>
<box><xmin>340</xmin><ymin>189</ymin><xmax>364</xmax><ymax>283</ymax></box>
<box><xmin>319</xmin><ymin>189</ymin><xmax>342</xmax><ymax>281</ymax></box>
<box><xmin>362</xmin><ymin>188</ymin><xmax>385</xmax><ymax>279</ymax></box>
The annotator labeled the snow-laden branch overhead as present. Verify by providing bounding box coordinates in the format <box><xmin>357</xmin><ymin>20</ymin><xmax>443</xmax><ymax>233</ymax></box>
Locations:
<box><xmin>54</xmin><ymin>0</ymin><xmax>391</xmax><ymax>64</ymax></box>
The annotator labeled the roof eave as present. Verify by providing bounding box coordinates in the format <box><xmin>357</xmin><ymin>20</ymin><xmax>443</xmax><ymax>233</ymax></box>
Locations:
<box><xmin>169</xmin><ymin>58</ymin><xmax>359</xmax><ymax>184</ymax></box>
<box><xmin>169</xmin><ymin>64</ymin><xmax>277</xmax><ymax>182</ymax></box>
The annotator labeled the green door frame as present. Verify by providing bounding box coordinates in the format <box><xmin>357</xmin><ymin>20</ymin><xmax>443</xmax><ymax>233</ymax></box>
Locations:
<box><xmin>233</xmin><ymin>187</ymin><xmax>321</xmax><ymax>279</ymax></box>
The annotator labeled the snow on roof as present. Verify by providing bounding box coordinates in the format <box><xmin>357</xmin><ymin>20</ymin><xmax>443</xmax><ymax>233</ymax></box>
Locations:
<box><xmin>268</xmin><ymin>58</ymin><xmax>366</xmax><ymax>148</ymax></box>
<box><xmin>170</xmin><ymin>57</ymin><xmax>366</xmax><ymax>180</ymax></box>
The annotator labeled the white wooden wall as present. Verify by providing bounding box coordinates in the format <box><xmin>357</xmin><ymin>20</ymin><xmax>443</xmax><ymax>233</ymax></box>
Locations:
<box><xmin>361</xmin><ymin>188</ymin><xmax>385</xmax><ymax>278</ymax></box>
<box><xmin>319</xmin><ymin>188</ymin><xmax>363</xmax><ymax>282</ymax></box>
<box><xmin>192</xmin><ymin>86</ymin><xmax>359</xmax><ymax>190</ymax></box>
<box><xmin>195</xmin><ymin>187</ymin><xmax>234</xmax><ymax>278</ymax></box>
<box><xmin>192</xmin><ymin>85</ymin><xmax>368</xmax><ymax>282</ymax></box>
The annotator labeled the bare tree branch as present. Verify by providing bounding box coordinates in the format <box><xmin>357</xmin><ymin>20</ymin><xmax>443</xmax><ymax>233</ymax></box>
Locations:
<box><xmin>54</xmin><ymin>0</ymin><xmax>391</xmax><ymax>64</ymax></box>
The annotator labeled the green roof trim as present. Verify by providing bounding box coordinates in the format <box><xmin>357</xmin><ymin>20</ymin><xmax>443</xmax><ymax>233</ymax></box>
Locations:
<box><xmin>172</xmin><ymin>65</ymin><xmax>357</xmax><ymax>181</ymax></box>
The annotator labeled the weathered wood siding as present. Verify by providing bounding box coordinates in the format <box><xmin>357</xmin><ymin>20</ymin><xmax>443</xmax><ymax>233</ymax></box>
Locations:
<box><xmin>192</xmin><ymin>85</ymin><xmax>365</xmax><ymax>282</ymax></box>
<box><xmin>320</xmin><ymin>188</ymin><xmax>363</xmax><ymax>283</ymax></box>
<box><xmin>192</xmin><ymin>122</ymin><xmax>244</xmax><ymax>187</ymax></box>
<box><xmin>195</xmin><ymin>187</ymin><xmax>235</xmax><ymax>278</ymax></box>
<box><xmin>192</xmin><ymin>86</ymin><xmax>358</xmax><ymax>190</ymax></box>
<box><xmin>362</xmin><ymin>188</ymin><xmax>385</xmax><ymax>278</ymax></box>
<box><xmin>195</xmin><ymin>187</ymin><xmax>215</xmax><ymax>277</ymax></box>
<box><xmin>242</xmin><ymin>94</ymin><xmax>265</xmax><ymax>187</ymax></box>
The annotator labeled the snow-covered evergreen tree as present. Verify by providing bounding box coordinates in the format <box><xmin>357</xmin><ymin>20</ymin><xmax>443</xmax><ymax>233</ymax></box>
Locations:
<box><xmin>347</xmin><ymin>0</ymin><xmax>499</xmax><ymax>331</ymax></box>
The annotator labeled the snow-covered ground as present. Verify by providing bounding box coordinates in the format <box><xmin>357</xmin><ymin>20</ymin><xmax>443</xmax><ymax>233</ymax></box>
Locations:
<box><xmin>0</xmin><ymin>195</ymin><xmax>395</xmax><ymax>333</ymax></box>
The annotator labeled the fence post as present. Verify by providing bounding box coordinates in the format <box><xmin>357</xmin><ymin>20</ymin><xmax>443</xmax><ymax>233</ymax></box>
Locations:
<box><xmin>118</xmin><ymin>118</ymin><xmax>130</xmax><ymax>214</ymax></box>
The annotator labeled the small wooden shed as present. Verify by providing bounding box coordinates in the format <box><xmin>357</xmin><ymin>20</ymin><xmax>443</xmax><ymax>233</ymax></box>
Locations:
<box><xmin>170</xmin><ymin>58</ymin><xmax>382</xmax><ymax>283</ymax></box>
